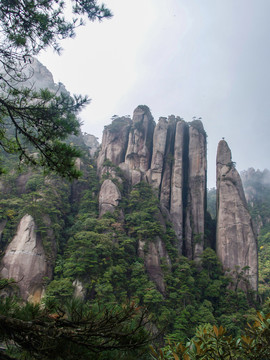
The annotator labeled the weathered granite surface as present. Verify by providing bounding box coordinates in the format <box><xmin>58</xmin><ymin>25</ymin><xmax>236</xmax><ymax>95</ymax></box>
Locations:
<box><xmin>216</xmin><ymin>140</ymin><xmax>258</xmax><ymax>291</ymax></box>
<box><xmin>0</xmin><ymin>215</ymin><xmax>48</xmax><ymax>302</ymax></box>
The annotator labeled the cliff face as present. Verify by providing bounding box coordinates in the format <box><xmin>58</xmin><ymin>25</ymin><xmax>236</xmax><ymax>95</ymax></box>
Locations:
<box><xmin>0</xmin><ymin>215</ymin><xmax>48</xmax><ymax>302</ymax></box>
<box><xmin>95</xmin><ymin>107</ymin><xmax>208</xmax><ymax>293</ymax></box>
<box><xmin>216</xmin><ymin>140</ymin><xmax>258</xmax><ymax>291</ymax></box>
<box><xmin>125</xmin><ymin>106</ymin><xmax>155</xmax><ymax>173</ymax></box>
<box><xmin>97</xmin><ymin>107</ymin><xmax>207</xmax><ymax>260</ymax></box>
<box><xmin>185</xmin><ymin>121</ymin><xmax>207</xmax><ymax>260</ymax></box>
<box><xmin>97</xmin><ymin>117</ymin><xmax>132</xmax><ymax>170</ymax></box>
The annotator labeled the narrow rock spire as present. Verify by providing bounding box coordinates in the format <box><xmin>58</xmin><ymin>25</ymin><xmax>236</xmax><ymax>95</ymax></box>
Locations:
<box><xmin>216</xmin><ymin>140</ymin><xmax>258</xmax><ymax>291</ymax></box>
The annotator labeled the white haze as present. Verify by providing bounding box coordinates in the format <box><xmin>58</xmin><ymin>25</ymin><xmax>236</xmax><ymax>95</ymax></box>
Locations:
<box><xmin>38</xmin><ymin>0</ymin><xmax>270</xmax><ymax>188</ymax></box>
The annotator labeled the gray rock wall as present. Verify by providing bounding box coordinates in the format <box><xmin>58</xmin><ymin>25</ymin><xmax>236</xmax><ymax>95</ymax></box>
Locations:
<box><xmin>97</xmin><ymin>107</ymin><xmax>207</xmax><ymax>261</ymax></box>
<box><xmin>99</xmin><ymin>179</ymin><xmax>122</xmax><ymax>217</ymax></box>
<box><xmin>185</xmin><ymin>121</ymin><xmax>207</xmax><ymax>260</ymax></box>
<box><xmin>216</xmin><ymin>140</ymin><xmax>258</xmax><ymax>291</ymax></box>
<box><xmin>0</xmin><ymin>214</ymin><xmax>48</xmax><ymax>302</ymax></box>
<box><xmin>125</xmin><ymin>106</ymin><xmax>155</xmax><ymax>172</ymax></box>
<box><xmin>97</xmin><ymin>117</ymin><xmax>131</xmax><ymax>170</ymax></box>
<box><xmin>170</xmin><ymin>121</ymin><xmax>188</xmax><ymax>253</ymax></box>
<box><xmin>160</xmin><ymin>117</ymin><xmax>176</xmax><ymax>210</ymax></box>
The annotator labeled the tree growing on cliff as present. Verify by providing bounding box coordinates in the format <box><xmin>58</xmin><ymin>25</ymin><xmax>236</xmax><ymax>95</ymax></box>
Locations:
<box><xmin>0</xmin><ymin>0</ymin><xmax>112</xmax><ymax>178</ymax></box>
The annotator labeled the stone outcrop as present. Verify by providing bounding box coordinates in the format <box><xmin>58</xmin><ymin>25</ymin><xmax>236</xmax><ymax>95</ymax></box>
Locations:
<box><xmin>138</xmin><ymin>239</ymin><xmax>166</xmax><ymax>294</ymax></box>
<box><xmin>99</xmin><ymin>179</ymin><xmax>121</xmax><ymax>217</ymax></box>
<box><xmin>216</xmin><ymin>140</ymin><xmax>258</xmax><ymax>291</ymax></box>
<box><xmin>97</xmin><ymin>117</ymin><xmax>131</xmax><ymax>170</ymax></box>
<box><xmin>170</xmin><ymin>120</ymin><xmax>188</xmax><ymax>252</ymax></box>
<box><xmin>97</xmin><ymin>108</ymin><xmax>208</xmax><ymax>261</ymax></box>
<box><xmin>96</xmin><ymin>107</ymin><xmax>258</xmax><ymax>292</ymax></box>
<box><xmin>147</xmin><ymin>117</ymin><xmax>168</xmax><ymax>191</ymax></box>
<box><xmin>185</xmin><ymin>121</ymin><xmax>207</xmax><ymax>260</ymax></box>
<box><xmin>24</xmin><ymin>57</ymin><xmax>68</xmax><ymax>94</ymax></box>
<box><xmin>0</xmin><ymin>214</ymin><xmax>48</xmax><ymax>302</ymax></box>
<box><xmin>82</xmin><ymin>133</ymin><xmax>100</xmax><ymax>157</ymax></box>
<box><xmin>160</xmin><ymin>117</ymin><xmax>176</xmax><ymax>210</ymax></box>
<box><xmin>125</xmin><ymin>106</ymin><xmax>155</xmax><ymax>172</ymax></box>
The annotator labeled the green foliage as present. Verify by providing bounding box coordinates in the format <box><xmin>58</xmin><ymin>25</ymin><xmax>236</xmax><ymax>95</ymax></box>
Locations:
<box><xmin>258</xmin><ymin>231</ymin><xmax>270</xmax><ymax>298</ymax></box>
<box><xmin>125</xmin><ymin>182</ymin><xmax>163</xmax><ymax>240</ymax></box>
<box><xmin>0</xmin><ymin>154</ymin><xmax>262</xmax><ymax>359</ymax></box>
<box><xmin>0</xmin><ymin>0</ymin><xmax>111</xmax><ymax>55</ymax></box>
<box><xmin>43</xmin><ymin>172</ymin><xmax>255</xmax><ymax>349</ymax></box>
<box><xmin>105</xmin><ymin>117</ymin><xmax>131</xmax><ymax>133</ymax></box>
<box><xmin>0</xmin><ymin>0</ymin><xmax>112</xmax><ymax>178</ymax></box>
<box><xmin>0</xmin><ymin>168</ymin><xmax>73</xmax><ymax>261</ymax></box>
<box><xmin>150</xmin><ymin>311</ymin><xmax>270</xmax><ymax>360</ymax></box>
<box><xmin>241</xmin><ymin>170</ymin><xmax>270</xmax><ymax>301</ymax></box>
<box><xmin>0</xmin><ymin>296</ymin><xmax>150</xmax><ymax>360</ymax></box>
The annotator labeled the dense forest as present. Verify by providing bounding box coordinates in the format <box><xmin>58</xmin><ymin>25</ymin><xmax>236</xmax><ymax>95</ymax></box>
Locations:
<box><xmin>1</xmin><ymin>0</ymin><xmax>270</xmax><ymax>358</ymax></box>
<box><xmin>0</xmin><ymin>129</ymin><xmax>270</xmax><ymax>359</ymax></box>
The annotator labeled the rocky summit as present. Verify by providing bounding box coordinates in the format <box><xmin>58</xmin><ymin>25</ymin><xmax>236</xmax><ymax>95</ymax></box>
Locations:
<box><xmin>96</xmin><ymin>107</ymin><xmax>257</xmax><ymax>291</ymax></box>
<box><xmin>97</xmin><ymin>107</ymin><xmax>207</xmax><ymax>261</ymax></box>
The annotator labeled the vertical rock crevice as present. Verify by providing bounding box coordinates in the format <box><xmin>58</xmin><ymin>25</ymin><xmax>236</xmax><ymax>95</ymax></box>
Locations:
<box><xmin>148</xmin><ymin>117</ymin><xmax>168</xmax><ymax>193</ymax></box>
<box><xmin>160</xmin><ymin>116</ymin><xmax>176</xmax><ymax>211</ymax></box>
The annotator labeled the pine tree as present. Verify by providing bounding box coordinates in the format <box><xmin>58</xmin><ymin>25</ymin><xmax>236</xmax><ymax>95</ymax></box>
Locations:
<box><xmin>0</xmin><ymin>0</ymin><xmax>112</xmax><ymax>178</ymax></box>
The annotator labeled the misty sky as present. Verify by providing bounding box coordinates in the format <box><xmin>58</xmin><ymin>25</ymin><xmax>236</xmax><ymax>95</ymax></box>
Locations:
<box><xmin>38</xmin><ymin>0</ymin><xmax>270</xmax><ymax>188</ymax></box>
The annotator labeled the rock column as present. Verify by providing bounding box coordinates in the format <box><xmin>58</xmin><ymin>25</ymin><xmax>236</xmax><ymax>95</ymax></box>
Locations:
<box><xmin>216</xmin><ymin>140</ymin><xmax>258</xmax><ymax>291</ymax></box>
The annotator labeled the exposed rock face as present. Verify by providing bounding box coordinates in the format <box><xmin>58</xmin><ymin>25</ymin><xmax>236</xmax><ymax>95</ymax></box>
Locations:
<box><xmin>97</xmin><ymin>108</ymin><xmax>208</xmax><ymax>261</ymax></box>
<box><xmin>15</xmin><ymin>172</ymin><xmax>32</xmax><ymax>194</ymax></box>
<box><xmin>82</xmin><ymin>133</ymin><xmax>100</xmax><ymax>157</ymax></box>
<box><xmin>148</xmin><ymin>117</ymin><xmax>168</xmax><ymax>191</ymax></box>
<box><xmin>138</xmin><ymin>237</ymin><xmax>168</xmax><ymax>294</ymax></box>
<box><xmin>97</xmin><ymin>117</ymin><xmax>131</xmax><ymax>170</ymax></box>
<box><xmin>99</xmin><ymin>179</ymin><xmax>121</xmax><ymax>217</ymax></box>
<box><xmin>0</xmin><ymin>215</ymin><xmax>48</xmax><ymax>301</ymax></box>
<box><xmin>24</xmin><ymin>57</ymin><xmax>68</xmax><ymax>94</ymax></box>
<box><xmin>160</xmin><ymin>117</ymin><xmax>176</xmax><ymax>210</ymax></box>
<box><xmin>125</xmin><ymin>106</ymin><xmax>155</xmax><ymax>172</ymax></box>
<box><xmin>170</xmin><ymin>120</ymin><xmax>188</xmax><ymax>252</ymax></box>
<box><xmin>216</xmin><ymin>140</ymin><xmax>258</xmax><ymax>291</ymax></box>
<box><xmin>185</xmin><ymin>121</ymin><xmax>207</xmax><ymax>260</ymax></box>
<box><xmin>73</xmin><ymin>279</ymin><xmax>86</xmax><ymax>299</ymax></box>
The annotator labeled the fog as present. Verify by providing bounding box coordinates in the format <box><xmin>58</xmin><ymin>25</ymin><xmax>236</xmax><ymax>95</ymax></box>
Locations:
<box><xmin>38</xmin><ymin>0</ymin><xmax>270</xmax><ymax>188</ymax></box>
